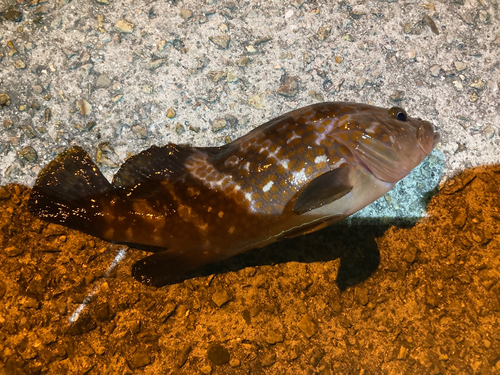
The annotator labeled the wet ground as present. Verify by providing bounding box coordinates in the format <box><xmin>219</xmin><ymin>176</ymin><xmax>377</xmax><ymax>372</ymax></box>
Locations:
<box><xmin>0</xmin><ymin>165</ymin><xmax>499</xmax><ymax>374</ymax></box>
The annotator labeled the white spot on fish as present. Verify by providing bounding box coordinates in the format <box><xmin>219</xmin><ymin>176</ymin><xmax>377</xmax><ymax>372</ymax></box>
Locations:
<box><xmin>314</xmin><ymin>155</ymin><xmax>328</xmax><ymax>164</ymax></box>
<box><xmin>278</xmin><ymin>159</ymin><xmax>289</xmax><ymax>170</ymax></box>
<box><xmin>291</xmin><ymin>168</ymin><xmax>307</xmax><ymax>186</ymax></box>
<box><xmin>262</xmin><ymin>181</ymin><xmax>274</xmax><ymax>192</ymax></box>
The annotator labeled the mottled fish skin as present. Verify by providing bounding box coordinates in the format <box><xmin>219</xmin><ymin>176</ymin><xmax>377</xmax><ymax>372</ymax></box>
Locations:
<box><xmin>28</xmin><ymin>102</ymin><xmax>440</xmax><ymax>286</ymax></box>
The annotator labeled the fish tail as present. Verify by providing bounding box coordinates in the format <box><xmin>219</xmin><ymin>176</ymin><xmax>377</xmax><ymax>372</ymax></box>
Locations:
<box><xmin>28</xmin><ymin>146</ymin><xmax>113</xmax><ymax>234</ymax></box>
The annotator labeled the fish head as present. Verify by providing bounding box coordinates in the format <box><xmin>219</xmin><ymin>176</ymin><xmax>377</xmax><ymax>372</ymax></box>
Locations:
<box><xmin>329</xmin><ymin>104</ymin><xmax>440</xmax><ymax>183</ymax></box>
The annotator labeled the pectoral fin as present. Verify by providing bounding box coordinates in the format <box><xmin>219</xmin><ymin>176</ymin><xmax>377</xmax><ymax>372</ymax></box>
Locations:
<box><xmin>293</xmin><ymin>165</ymin><xmax>353</xmax><ymax>214</ymax></box>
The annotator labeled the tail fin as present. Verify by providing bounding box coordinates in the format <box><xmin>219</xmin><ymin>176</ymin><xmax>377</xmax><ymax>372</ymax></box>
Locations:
<box><xmin>28</xmin><ymin>146</ymin><xmax>113</xmax><ymax>232</ymax></box>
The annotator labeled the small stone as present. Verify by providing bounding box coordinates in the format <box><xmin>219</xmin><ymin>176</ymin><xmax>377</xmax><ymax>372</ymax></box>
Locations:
<box><xmin>44</xmin><ymin>108</ymin><xmax>51</xmax><ymax>122</ymax></box>
<box><xmin>229</xmin><ymin>358</ymin><xmax>240</xmax><ymax>367</ymax></box>
<box><xmin>175</xmin><ymin>123</ymin><xmax>185</xmax><ymax>134</ymax></box>
<box><xmin>4</xmin><ymin>8</ymin><xmax>23</xmax><ymax>22</ymax></box>
<box><xmin>297</xmin><ymin>314</ymin><xmax>317</xmax><ymax>338</ymax></box>
<box><xmin>226</xmin><ymin>73</ymin><xmax>238</xmax><ymax>83</ymax></box>
<box><xmin>0</xmin><ymin>93</ymin><xmax>10</xmax><ymax>107</ymax></box>
<box><xmin>5</xmin><ymin>246</ymin><xmax>23</xmax><ymax>257</ymax></box>
<box><xmin>265</xmin><ymin>330</ymin><xmax>284</xmax><ymax>344</ymax></box>
<box><xmin>96</xmin><ymin>74</ymin><xmax>111</xmax><ymax>88</ymax></box>
<box><xmin>261</xmin><ymin>351</ymin><xmax>276</xmax><ymax>367</ymax></box>
<box><xmin>429</xmin><ymin>64</ymin><xmax>441</xmax><ymax>77</ymax></box>
<box><xmin>407</xmin><ymin>50</ymin><xmax>417</xmax><ymax>60</ymax></box>
<box><xmin>175</xmin><ymin>344</ymin><xmax>191</xmax><ymax>368</ymax></box>
<box><xmin>237</xmin><ymin>57</ymin><xmax>248</xmax><ymax>66</ymax></box>
<box><xmin>309</xmin><ymin>346</ymin><xmax>325</xmax><ymax>367</ymax></box>
<box><xmin>112</xmin><ymin>94</ymin><xmax>123</xmax><ymax>103</ymax></box>
<box><xmin>451</xmin><ymin>208</ymin><xmax>467</xmax><ymax>227</ymax></box>
<box><xmin>146</xmin><ymin>59</ymin><xmax>165</xmax><ymax>70</ymax></box>
<box><xmin>470</xmin><ymin>78</ymin><xmax>486</xmax><ymax>90</ymax></box>
<box><xmin>51</xmin><ymin>17</ymin><xmax>62</xmax><ymax>29</ymax></box>
<box><xmin>316</xmin><ymin>26</ymin><xmax>332</xmax><ymax>41</ymax></box>
<box><xmin>453</xmin><ymin>81</ymin><xmax>463</xmax><ymax>90</ymax></box>
<box><xmin>32</xmin><ymin>85</ymin><xmax>43</xmax><ymax>94</ymax></box>
<box><xmin>167</xmin><ymin>108</ymin><xmax>176</xmax><ymax>118</ymax></box>
<box><xmin>207</xmin><ymin>343</ymin><xmax>230</xmax><ymax>365</ymax></box>
<box><xmin>114</xmin><ymin>19</ymin><xmax>135</xmax><ymax>33</ymax></box>
<box><xmin>277</xmin><ymin>76</ymin><xmax>300</xmax><ymax>97</ymax></box>
<box><xmin>470</xmin><ymin>92</ymin><xmax>479</xmax><ymax>102</ymax></box>
<box><xmin>248</xmin><ymin>93</ymin><xmax>265</xmax><ymax>109</ymax></box>
<box><xmin>397</xmin><ymin>345</ymin><xmax>409</xmax><ymax>360</ymax></box>
<box><xmin>207</xmin><ymin>70</ymin><xmax>227</xmax><ymax>83</ymax></box>
<box><xmin>13</xmin><ymin>59</ymin><xmax>26</xmax><ymax>69</ymax></box>
<box><xmin>254</xmin><ymin>36</ymin><xmax>272</xmax><ymax>45</ymax></box>
<box><xmin>454</xmin><ymin>61</ymin><xmax>467</xmax><ymax>71</ymax></box>
<box><xmin>76</xmin><ymin>100</ymin><xmax>91</xmax><ymax>116</ymax></box>
<box><xmin>180</xmin><ymin>9</ymin><xmax>192</xmax><ymax>21</ymax></box>
<box><xmin>212</xmin><ymin>290</ymin><xmax>230</xmax><ymax>307</ymax></box>
<box><xmin>209</xmin><ymin>35</ymin><xmax>230</xmax><ymax>49</ymax></box>
<box><xmin>128</xmin><ymin>350</ymin><xmax>150</xmax><ymax>369</ymax></box>
<box><xmin>96</xmin><ymin>142</ymin><xmax>119</xmax><ymax>168</ymax></box>
<box><xmin>482</xmin><ymin>125</ymin><xmax>495</xmax><ymax>139</ymax></box>
<box><xmin>354</xmin><ymin>287</ymin><xmax>369</xmax><ymax>305</ymax></box>
<box><xmin>390</xmin><ymin>90</ymin><xmax>405</xmax><ymax>102</ymax></box>
<box><xmin>157</xmin><ymin>40</ymin><xmax>166</xmax><ymax>52</ymax></box>
<box><xmin>403</xmin><ymin>243</ymin><xmax>418</xmax><ymax>263</ymax></box>
<box><xmin>18</xmin><ymin>146</ymin><xmax>37</xmax><ymax>163</ymax></box>
<box><xmin>308</xmin><ymin>90</ymin><xmax>324</xmax><ymax>101</ymax></box>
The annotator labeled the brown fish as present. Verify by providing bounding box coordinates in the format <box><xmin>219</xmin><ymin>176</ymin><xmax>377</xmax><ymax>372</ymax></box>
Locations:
<box><xmin>28</xmin><ymin>102</ymin><xmax>440</xmax><ymax>286</ymax></box>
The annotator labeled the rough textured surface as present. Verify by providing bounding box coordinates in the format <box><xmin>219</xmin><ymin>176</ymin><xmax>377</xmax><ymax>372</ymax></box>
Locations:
<box><xmin>0</xmin><ymin>0</ymin><xmax>499</xmax><ymax>187</ymax></box>
<box><xmin>0</xmin><ymin>165</ymin><xmax>499</xmax><ymax>373</ymax></box>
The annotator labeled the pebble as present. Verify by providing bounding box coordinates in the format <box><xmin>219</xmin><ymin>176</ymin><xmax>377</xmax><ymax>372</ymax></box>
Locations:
<box><xmin>309</xmin><ymin>346</ymin><xmax>325</xmax><ymax>367</ymax></box>
<box><xmin>175</xmin><ymin>123</ymin><xmax>185</xmax><ymax>134</ymax></box>
<box><xmin>114</xmin><ymin>19</ymin><xmax>135</xmax><ymax>33</ymax></box>
<box><xmin>277</xmin><ymin>76</ymin><xmax>300</xmax><ymax>97</ymax></box>
<box><xmin>212</xmin><ymin>290</ymin><xmax>230</xmax><ymax>307</ymax></box>
<box><xmin>13</xmin><ymin>59</ymin><xmax>26</xmax><ymax>69</ymax></box>
<box><xmin>207</xmin><ymin>343</ymin><xmax>230</xmax><ymax>365</ymax></box>
<box><xmin>403</xmin><ymin>243</ymin><xmax>419</xmax><ymax>263</ymax></box>
<box><xmin>207</xmin><ymin>70</ymin><xmax>227</xmax><ymax>82</ymax></box>
<box><xmin>180</xmin><ymin>9</ymin><xmax>193</xmax><ymax>21</ymax></box>
<box><xmin>5</xmin><ymin>246</ymin><xmax>23</xmax><ymax>257</ymax></box>
<box><xmin>354</xmin><ymin>287</ymin><xmax>369</xmax><ymax>305</ymax></box>
<box><xmin>470</xmin><ymin>78</ymin><xmax>486</xmax><ymax>90</ymax></box>
<box><xmin>209</xmin><ymin>35</ymin><xmax>230</xmax><ymax>49</ymax></box>
<box><xmin>18</xmin><ymin>146</ymin><xmax>38</xmax><ymax>163</ymax></box>
<box><xmin>112</xmin><ymin>94</ymin><xmax>123</xmax><ymax>103</ymax></box>
<box><xmin>128</xmin><ymin>350</ymin><xmax>151</xmax><ymax>369</ymax></box>
<box><xmin>157</xmin><ymin>40</ymin><xmax>166</xmax><ymax>52</ymax></box>
<box><xmin>76</xmin><ymin>100</ymin><xmax>91</xmax><ymax>116</ymax></box>
<box><xmin>229</xmin><ymin>358</ymin><xmax>240</xmax><ymax>367</ymax></box>
<box><xmin>261</xmin><ymin>351</ymin><xmax>276</xmax><ymax>367</ymax></box>
<box><xmin>4</xmin><ymin>8</ymin><xmax>22</xmax><ymax>22</ymax></box>
<box><xmin>429</xmin><ymin>65</ymin><xmax>441</xmax><ymax>77</ymax></box>
<box><xmin>248</xmin><ymin>93</ymin><xmax>265</xmax><ymax>109</ymax></box>
<box><xmin>482</xmin><ymin>125</ymin><xmax>495</xmax><ymax>139</ymax></box>
<box><xmin>390</xmin><ymin>90</ymin><xmax>405</xmax><ymax>102</ymax></box>
<box><xmin>254</xmin><ymin>36</ymin><xmax>272</xmax><ymax>45</ymax></box>
<box><xmin>96</xmin><ymin>74</ymin><xmax>111</xmax><ymax>88</ymax></box>
<box><xmin>146</xmin><ymin>59</ymin><xmax>165</xmax><ymax>70</ymax></box>
<box><xmin>297</xmin><ymin>314</ymin><xmax>317</xmax><ymax>338</ymax></box>
<box><xmin>316</xmin><ymin>26</ymin><xmax>332</xmax><ymax>41</ymax></box>
<box><xmin>0</xmin><ymin>93</ymin><xmax>10</xmax><ymax>107</ymax></box>
<box><xmin>455</xmin><ymin>61</ymin><xmax>467</xmax><ymax>71</ymax></box>
<box><xmin>265</xmin><ymin>330</ymin><xmax>284</xmax><ymax>344</ymax></box>
<box><xmin>453</xmin><ymin>81</ymin><xmax>463</xmax><ymax>90</ymax></box>
<box><xmin>167</xmin><ymin>108</ymin><xmax>176</xmax><ymax>118</ymax></box>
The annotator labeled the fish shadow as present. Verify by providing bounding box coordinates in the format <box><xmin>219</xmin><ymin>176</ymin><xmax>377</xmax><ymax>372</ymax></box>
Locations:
<box><xmin>156</xmin><ymin>219</ymin><xmax>412</xmax><ymax>290</ymax></box>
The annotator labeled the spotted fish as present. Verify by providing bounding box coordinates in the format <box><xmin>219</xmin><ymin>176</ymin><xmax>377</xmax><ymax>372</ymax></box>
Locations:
<box><xmin>28</xmin><ymin>102</ymin><xmax>440</xmax><ymax>286</ymax></box>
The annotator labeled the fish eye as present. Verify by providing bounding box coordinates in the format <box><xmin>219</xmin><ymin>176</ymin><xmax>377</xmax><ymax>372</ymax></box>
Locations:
<box><xmin>389</xmin><ymin>107</ymin><xmax>408</xmax><ymax>122</ymax></box>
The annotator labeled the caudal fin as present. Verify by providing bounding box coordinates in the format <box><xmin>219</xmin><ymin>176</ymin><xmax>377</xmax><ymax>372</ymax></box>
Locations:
<box><xmin>28</xmin><ymin>146</ymin><xmax>112</xmax><ymax>232</ymax></box>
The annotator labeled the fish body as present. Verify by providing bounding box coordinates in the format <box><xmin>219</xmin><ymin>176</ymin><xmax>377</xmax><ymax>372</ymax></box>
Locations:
<box><xmin>29</xmin><ymin>102</ymin><xmax>440</xmax><ymax>286</ymax></box>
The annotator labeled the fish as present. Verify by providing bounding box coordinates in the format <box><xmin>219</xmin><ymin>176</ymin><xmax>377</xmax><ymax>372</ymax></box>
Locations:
<box><xmin>28</xmin><ymin>102</ymin><xmax>440</xmax><ymax>286</ymax></box>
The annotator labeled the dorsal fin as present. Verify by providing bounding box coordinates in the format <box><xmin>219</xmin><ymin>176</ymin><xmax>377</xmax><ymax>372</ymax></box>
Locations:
<box><xmin>111</xmin><ymin>143</ymin><xmax>222</xmax><ymax>189</ymax></box>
